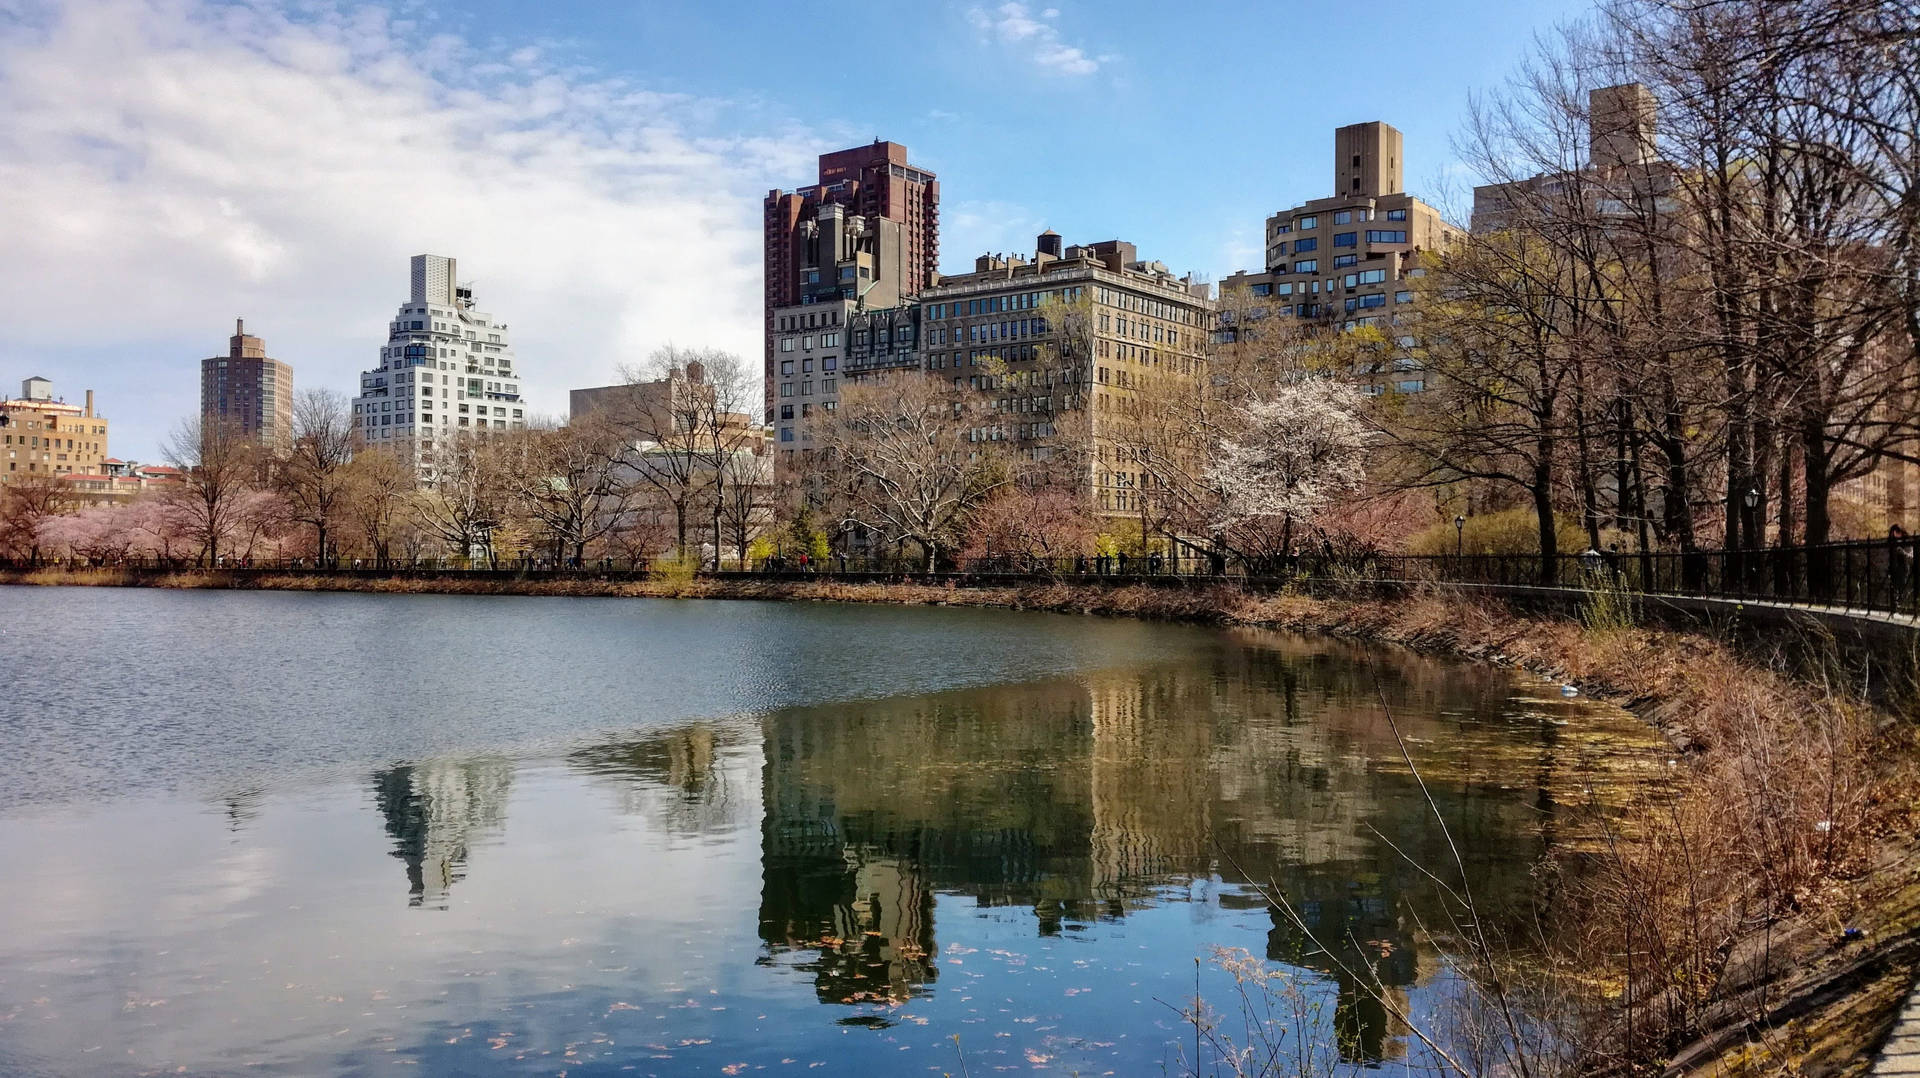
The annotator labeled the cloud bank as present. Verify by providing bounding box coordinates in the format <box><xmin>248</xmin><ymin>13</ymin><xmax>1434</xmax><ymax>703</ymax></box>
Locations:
<box><xmin>0</xmin><ymin>0</ymin><xmax>815</xmax><ymax>458</ymax></box>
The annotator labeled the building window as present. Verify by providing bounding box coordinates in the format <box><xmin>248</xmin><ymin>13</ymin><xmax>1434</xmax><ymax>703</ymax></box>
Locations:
<box><xmin>1396</xmin><ymin>291</ymin><xmax>1414</xmax><ymax>303</ymax></box>
<box><xmin>1333</xmin><ymin>254</ymin><xmax>1359</xmax><ymax>268</ymax></box>
<box><xmin>1387</xmin><ymin>208</ymin><xmax>1408</xmax><ymax>221</ymax></box>
<box><xmin>780</xmin><ymin>404</ymin><xmax>793</xmax><ymax>419</ymax></box>
<box><xmin>1333</xmin><ymin>210</ymin><xmax>1351</xmax><ymax>224</ymax></box>
<box><xmin>1292</xmin><ymin>237</ymin><xmax>1317</xmax><ymax>253</ymax></box>
<box><xmin>1297</xmin><ymin>215</ymin><xmax>1318</xmax><ymax>230</ymax></box>
<box><xmin>780</xmin><ymin>427</ymin><xmax>794</xmax><ymax>442</ymax></box>
<box><xmin>780</xmin><ymin>383</ymin><xmax>793</xmax><ymax>397</ymax></box>
<box><xmin>1366</xmin><ymin>230</ymin><xmax>1409</xmax><ymax>244</ymax></box>
<box><xmin>1333</xmin><ymin>232</ymin><xmax>1357</xmax><ymax>248</ymax></box>
<box><xmin>1294</xmin><ymin>259</ymin><xmax>1317</xmax><ymax>273</ymax></box>
<box><xmin>823</xmin><ymin>356</ymin><xmax>837</xmax><ymax>371</ymax></box>
<box><xmin>780</xmin><ymin>338</ymin><xmax>794</xmax><ymax>352</ymax></box>
<box><xmin>780</xmin><ymin>360</ymin><xmax>793</xmax><ymax>375</ymax></box>
<box><xmin>1250</xmin><ymin>283</ymin><xmax>1272</xmax><ymax>296</ymax></box>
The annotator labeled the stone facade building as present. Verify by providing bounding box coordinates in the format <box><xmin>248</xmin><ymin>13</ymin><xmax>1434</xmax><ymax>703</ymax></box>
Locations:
<box><xmin>918</xmin><ymin>237</ymin><xmax>1213</xmax><ymax>514</ymax></box>
<box><xmin>1</xmin><ymin>377</ymin><xmax>108</xmax><ymax>480</ymax></box>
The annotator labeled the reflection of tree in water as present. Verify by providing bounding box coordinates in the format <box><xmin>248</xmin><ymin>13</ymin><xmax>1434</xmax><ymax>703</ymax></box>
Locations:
<box><xmin>748</xmin><ymin>631</ymin><xmax>1651</xmax><ymax>1062</ymax></box>
<box><xmin>570</xmin><ymin>723</ymin><xmax>744</xmax><ymax>838</ymax></box>
<box><xmin>371</xmin><ymin>759</ymin><xmax>512</xmax><ymax>909</ymax></box>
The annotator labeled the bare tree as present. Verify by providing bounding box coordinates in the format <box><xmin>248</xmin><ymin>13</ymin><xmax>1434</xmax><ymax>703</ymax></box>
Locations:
<box><xmin>608</xmin><ymin>346</ymin><xmax>727</xmax><ymax>560</ymax></box>
<box><xmin>277</xmin><ymin>388</ymin><xmax>357</xmax><ymax>562</ymax></box>
<box><xmin>413</xmin><ymin>436</ymin><xmax>507</xmax><ymax>566</ymax></box>
<box><xmin>714</xmin><ymin>446</ymin><xmax>773</xmax><ymax>568</ymax></box>
<box><xmin>344</xmin><ymin>447</ymin><xmax>414</xmax><ymax>567</ymax></box>
<box><xmin>163</xmin><ymin>414</ymin><xmax>259</xmax><ymax>565</ymax></box>
<box><xmin>689</xmin><ymin>350</ymin><xmax>766</xmax><ymax>570</ymax></box>
<box><xmin>499</xmin><ymin>415</ymin><xmax>638</xmax><ymax>565</ymax></box>
<box><xmin>815</xmin><ymin>372</ymin><xmax>1018</xmax><ymax>571</ymax></box>
<box><xmin>1394</xmin><ymin>234</ymin><xmax>1582</xmax><ymax>582</ymax></box>
<box><xmin>0</xmin><ymin>473</ymin><xmax>73</xmax><ymax>564</ymax></box>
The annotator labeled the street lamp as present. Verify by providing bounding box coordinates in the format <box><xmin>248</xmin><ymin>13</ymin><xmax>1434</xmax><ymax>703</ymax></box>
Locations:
<box><xmin>1454</xmin><ymin>515</ymin><xmax>1466</xmax><ymax>558</ymax></box>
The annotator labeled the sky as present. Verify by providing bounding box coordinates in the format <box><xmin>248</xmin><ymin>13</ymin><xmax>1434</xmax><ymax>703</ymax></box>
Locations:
<box><xmin>0</xmin><ymin>0</ymin><xmax>1594</xmax><ymax>462</ymax></box>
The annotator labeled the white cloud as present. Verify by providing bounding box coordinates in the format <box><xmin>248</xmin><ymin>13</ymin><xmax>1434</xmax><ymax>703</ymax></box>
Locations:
<box><xmin>0</xmin><ymin>0</ymin><xmax>817</xmax><ymax>458</ymax></box>
<box><xmin>965</xmin><ymin>2</ymin><xmax>1099</xmax><ymax>77</ymax></box>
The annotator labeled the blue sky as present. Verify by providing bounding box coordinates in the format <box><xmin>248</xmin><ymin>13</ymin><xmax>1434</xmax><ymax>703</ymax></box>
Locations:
<box><xmin>0</xmin><ymin>0</ymin><xmax>1592</xmax><ymax>460</ymax></box>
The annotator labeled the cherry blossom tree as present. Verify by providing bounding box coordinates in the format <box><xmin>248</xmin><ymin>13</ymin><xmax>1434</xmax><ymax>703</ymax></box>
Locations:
<box><xmin>1205</xmin><ymin>379</ymin><xmax>1371</xmax><ymax>567</ymax></box>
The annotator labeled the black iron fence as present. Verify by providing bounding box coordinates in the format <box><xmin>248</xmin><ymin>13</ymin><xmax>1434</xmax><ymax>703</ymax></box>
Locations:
<box><xmin>6</xmin><ymin>535</ymin><xmax>1917</xmax><ymax>620</ymax></box>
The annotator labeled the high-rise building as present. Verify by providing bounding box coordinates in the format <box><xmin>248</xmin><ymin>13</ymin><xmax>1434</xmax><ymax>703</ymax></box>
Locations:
<box><xmin>1</xmin><ymin>377</ymin><xmax>108</xmax><ymax>480</ymax></box>
<box><xmin>201</xmin><ymin>319</ymin><xmax>293</xmax><ymax>445</ymax></box>
<box><xmin>352</xmin><ymin>254</ymin><xmax>525</xmax><ymax>477</ymax></box>
<box><xmin>1219</xmin><ymin>121</ymin><xmax>1456</xmax><ymax>395</ymax></box>
<box><xmin>764</xmin><ymin>142</ymin><xmax>938</xmax><ymax>427</ymax></box>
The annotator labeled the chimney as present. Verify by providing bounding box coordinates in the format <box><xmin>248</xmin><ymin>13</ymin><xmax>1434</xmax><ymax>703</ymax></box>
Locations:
<box><xmin>85</xmin><ymin>390</ymin><xmax>94</xmax><ymax>417</ymax></box>
<box><xmin>236</xmin><ymin>317</ymin><xmax>244</xmax><ymax>336</ymax></box>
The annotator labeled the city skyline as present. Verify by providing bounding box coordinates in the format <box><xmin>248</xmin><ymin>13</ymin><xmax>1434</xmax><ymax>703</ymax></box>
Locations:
<box><xmin>0</xmin><ymin>0</ymin><xmax>1589</xmax><ymax>462</ymax></box>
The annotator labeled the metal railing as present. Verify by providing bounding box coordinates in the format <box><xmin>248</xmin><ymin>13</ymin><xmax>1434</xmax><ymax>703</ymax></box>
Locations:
<box><xmin>6</xmin><ymin>536</ymin><xmax>1916</xmax><ymax>620</ymax></box>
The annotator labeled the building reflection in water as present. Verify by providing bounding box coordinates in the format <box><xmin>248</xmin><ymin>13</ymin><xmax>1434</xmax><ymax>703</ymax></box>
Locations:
<box><xmin>370</xmin><ymin>759</ymin><xmax>513</xmax><ymax>909</ymax></box>
<box><xmin>364</xmin><ymin>629</ymin><xmax>1654</xmax><ymax>1061</ymax></box>
<box><xmin>748</xmin><ymin>629</ymin><xmax>1639</xmax><ymax>1062</ymax></box>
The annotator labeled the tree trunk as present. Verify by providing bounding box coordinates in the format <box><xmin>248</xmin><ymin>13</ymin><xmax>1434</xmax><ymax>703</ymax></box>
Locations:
<box><xmin>1533</xmin><ymin>456</ymin><xmax>1558</xmax><ymax>586</ymax></box>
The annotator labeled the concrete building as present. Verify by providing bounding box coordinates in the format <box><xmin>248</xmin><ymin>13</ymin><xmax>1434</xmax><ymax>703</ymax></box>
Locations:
<box><xmin>352</xmin><ymin>255</ymin><xmax>526</xmax><ymax>478</ymax></box>
<box><xmin>201</xmin><ymin>319</ymin><xmax>293</xmax><ymax>446</ymax></box>
<box><xmin>1</xmin><ymin>377</ymin><xmax>108</xmax><ymax>479</ymax></box>
<box><xmin>572</xmin><ymin>365</ymin><xmax>775</xmax><ymax>564</ymax></box>
<box><xmin>764</xmin><ymin>142</ymin><xmax>938</xmax><ymax>442</ymax></box>
<box><xmin>1469</xmin><ymin>84</ymin><xmax>1675</xmax><ymax>234</ymax></box>
<box><xmin>1219</xmin><ymin>122</ymin><xmax>1455</xmax><ymax>396</ymax></box>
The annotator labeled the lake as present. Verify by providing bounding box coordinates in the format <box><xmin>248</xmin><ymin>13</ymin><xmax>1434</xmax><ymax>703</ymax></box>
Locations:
<box><xmin>0</xmin><ymin>588</ymin><xmax>1662</xmax><ymax>1075</ymax></box>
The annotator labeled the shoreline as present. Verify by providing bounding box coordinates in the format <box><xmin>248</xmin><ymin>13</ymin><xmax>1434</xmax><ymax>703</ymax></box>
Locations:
<box><xmin>7</xmin><ymin>568</ymin><xmax>1918</xmax><ymax>1073</ymax></box>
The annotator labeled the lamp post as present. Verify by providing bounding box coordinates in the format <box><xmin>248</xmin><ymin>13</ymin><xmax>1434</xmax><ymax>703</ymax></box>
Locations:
<box><xmin>1454</xmin><ymin>515</ymin><xmax>1465</xmax><ymax>559</ymax></box>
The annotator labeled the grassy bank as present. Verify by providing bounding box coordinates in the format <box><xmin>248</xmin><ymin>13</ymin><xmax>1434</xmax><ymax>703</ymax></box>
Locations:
<box><xmin>8</xmin><ymin>567</ymin><xmax>1917</xmax><ymax>1073</ymax></box>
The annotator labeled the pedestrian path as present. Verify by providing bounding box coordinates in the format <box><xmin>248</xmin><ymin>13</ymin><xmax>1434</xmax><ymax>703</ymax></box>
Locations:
<box><xmin>1874</xmin><ymin>978</ymin><xmax>1920</xmax><ymax>1075</ymax></box>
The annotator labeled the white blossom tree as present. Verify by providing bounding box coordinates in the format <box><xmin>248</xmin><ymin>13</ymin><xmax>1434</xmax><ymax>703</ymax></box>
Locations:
<box><xmin>1205</xmin><ymin>379</ymin><xmax>1371</xmax><ymax>566</ymax></box>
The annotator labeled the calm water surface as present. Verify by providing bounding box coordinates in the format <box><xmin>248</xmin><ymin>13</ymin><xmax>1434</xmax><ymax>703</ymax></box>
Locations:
<box><xmin>0</xmin><ymin>589</ymin><xmax>1661</xmax><ymax>1076</ymax></box>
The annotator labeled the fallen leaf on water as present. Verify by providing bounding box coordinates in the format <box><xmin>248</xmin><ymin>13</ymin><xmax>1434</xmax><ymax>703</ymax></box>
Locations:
<box><xmin>722</xmin><ymin>1065</ymin><xmax>747</xmax><ymax>1076</ymax></box>
<box><xmin>1026</xmin><ymin>1050</ymin><xmax>1052</xmax><ymax>1063</ymax></box>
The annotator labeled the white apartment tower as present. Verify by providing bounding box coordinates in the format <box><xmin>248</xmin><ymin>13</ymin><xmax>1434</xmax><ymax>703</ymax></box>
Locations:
<box><xmin>353</xmin><ymin>254</ymin><xmax>526</xmax><ymax>477</ymax></box>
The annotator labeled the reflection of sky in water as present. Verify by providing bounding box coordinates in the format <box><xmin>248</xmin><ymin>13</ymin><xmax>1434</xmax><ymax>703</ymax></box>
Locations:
<box><xmin>0</xmin><ymin>591</ymin><xmax>1663</xmax><ymax>1075</ymax></box>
